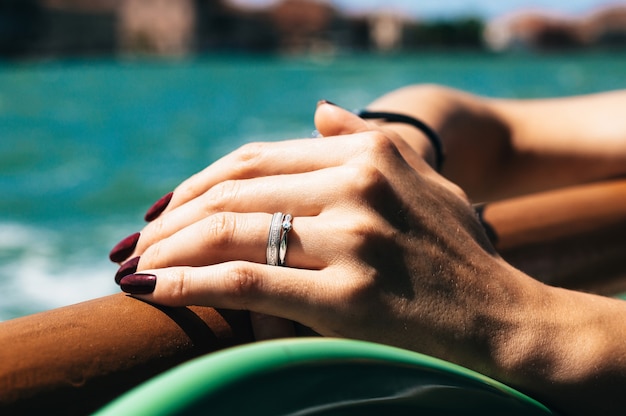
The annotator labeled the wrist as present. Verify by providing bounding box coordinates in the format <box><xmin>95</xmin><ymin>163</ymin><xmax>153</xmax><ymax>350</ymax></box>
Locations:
<box><xmin>480</xmin><ymin>266</ymin><xmax>626</xmax><ymax>414</ymax></box>
<box><xmin>440</xmin><ymin>258</ymin><xmax>558</xmax><ymax>386</ymax></box>
<box><xmin>477</xmin><ymin>265</ymin><xmax>570</xmax><ymax>383</ymax></box>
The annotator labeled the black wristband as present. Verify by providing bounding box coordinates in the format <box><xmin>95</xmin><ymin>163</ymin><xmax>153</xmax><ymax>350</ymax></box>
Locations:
<box><xmin>356</xmin><ymin>110</ymin><xmax>445</xmax><ymax>172</ymax></box>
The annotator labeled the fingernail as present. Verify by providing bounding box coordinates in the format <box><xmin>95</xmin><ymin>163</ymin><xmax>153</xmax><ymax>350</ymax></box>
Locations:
<box><xmin>317</xmin><ymin>99</ymin><xmax>337</xmax><ymax>108</ymax></box>
<box><xmin>144</xmin><ymin>191</ymin><xmax>173</xmax><ymax>222</ymax></box>
<box><xmin>109</xmin><ymin>232</ymin><xmax>140</xmax><ymax>263</ymax></box>
<box><xmin>120</xmin><ymin>273</ymin><xmax>156</xmax><ymax>295</ymax></box>
<box><xmin>115</xmin><ymin>256</ymin><xmax>140</xmax><ymax>284</ymax></box>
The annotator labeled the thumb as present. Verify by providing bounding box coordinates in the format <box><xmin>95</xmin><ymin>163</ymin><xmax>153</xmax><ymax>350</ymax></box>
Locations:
<box><xmin>314</xmin><ymin>100</ymin><xmax>428</xmax><ymax>174</ymax></box>
<box><xmin>314</xmin><ymin>101</ymin><xmax>372</xmax><ymax>137</ymax></box>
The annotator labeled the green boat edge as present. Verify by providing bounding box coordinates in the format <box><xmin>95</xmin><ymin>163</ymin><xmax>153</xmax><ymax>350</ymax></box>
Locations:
<box><xmin>95</xmin><ymin>337</ymin><xmax>556</xmax><ymax>415</ymax></box>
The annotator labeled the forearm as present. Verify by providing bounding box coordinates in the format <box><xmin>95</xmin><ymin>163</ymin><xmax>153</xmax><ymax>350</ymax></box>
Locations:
<box><xmin>488</xmin><ymin>90</ymin><xmax>626</xmax><ymax>199</ymax></box>
<box><xmin>0</xmin><ymin>294</ymin><xmax>254</xmax><ymax>414</ymax></box>
<box><xmin>367</xmin><ymin>85</ymin><xmax>626</xmax><ymax>201</ymax></box>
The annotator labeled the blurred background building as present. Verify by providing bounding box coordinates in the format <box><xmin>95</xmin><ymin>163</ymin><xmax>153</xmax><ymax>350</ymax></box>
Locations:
<box><xmin>485</xmin><ymin>4</ymin><xmax>626</xmax><ymax>51</ymax></box>
<box><xmin>1</xmin><ymin>0</ymin><xmax>626</xmax><ymax>58</ymax></box>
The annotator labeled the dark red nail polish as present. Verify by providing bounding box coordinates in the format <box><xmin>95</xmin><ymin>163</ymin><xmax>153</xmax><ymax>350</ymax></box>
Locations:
<box><xmin>144</xmin><ymin>191</ymin><xmax>173</xmax><ymax>222</ymax></box>
<box><xmin>115</xmin><ymin>256</ymin><xmax>140</xmax><ymax>284</ymax></box>
<box><xmin>120</xmin><ymin>273</ymin><xmax>156</xmax><ymax>295</ymax></box>
<box><xmin>109</xmin><ymin>232</ymin><xmax>140</xmax><ymax>263</ymax></box>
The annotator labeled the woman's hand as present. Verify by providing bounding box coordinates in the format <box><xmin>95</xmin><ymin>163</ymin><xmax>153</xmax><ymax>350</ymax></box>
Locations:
<box><xmin>110</xmin><ymin>102</ymin><xmax>626</xmax><ymax>415</ymax></box>
<box><xmin>112</xmin><ymin>103</ymin><xmax>531</xmax><ymax>363</ymax></box>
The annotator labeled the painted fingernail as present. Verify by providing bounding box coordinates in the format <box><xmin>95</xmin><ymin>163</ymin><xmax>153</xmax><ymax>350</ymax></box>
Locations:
<box><xmin>115</xmin><ymin>256</ymin><xmax>140</xmax><ymax>284</ymax></box>
<box><xmin>120</xmin><ymin>273</ymin><xmax>156</xmax><ymax>295</ymax></box>
<box><xmin>109</xmin><ymin>232</ymin><xmax>140</xmax><ymax>263</ymax></box>
<box><xmin>144</xmin><ymin>191</ymin><xmax>173</xmax><ymax>222</ymax></box>
<box><xmin>317</xmin><ymin>99</ymin><xmax>337</xmax><ymax>108</ymax></box>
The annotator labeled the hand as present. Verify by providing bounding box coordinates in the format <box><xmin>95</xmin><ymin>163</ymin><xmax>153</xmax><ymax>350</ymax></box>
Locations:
<box><xmin>109</xmin><ymin>98</ymin><xmax>626</xmax><ymax>416</ymax></box>
<box><xmin>113</xmin><ymin>103</ymin><xmax>529</xmax><ymax>367</ymax></box>
<box><xmin>111</xmin><ymin>101</ymin><xmax>460</xmax><ymax>340</ymax></box>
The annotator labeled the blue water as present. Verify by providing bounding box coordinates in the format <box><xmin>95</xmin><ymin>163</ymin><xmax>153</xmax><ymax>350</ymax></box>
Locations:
<box><xmin>2</xmin><ymin>52</ymin><xmax>626</xmax><ymax>320</ymax></box>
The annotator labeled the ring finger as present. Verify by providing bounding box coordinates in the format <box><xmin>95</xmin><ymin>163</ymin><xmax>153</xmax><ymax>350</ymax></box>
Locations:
<box><xmin>120</xmin><ymin>212</ymin><xmax>330</xmax><ymax>283</ymax></box>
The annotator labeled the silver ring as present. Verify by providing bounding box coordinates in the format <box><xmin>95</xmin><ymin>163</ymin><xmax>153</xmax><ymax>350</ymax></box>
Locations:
<box><xmin>266</xmin><ymin>212</ymin><xmax>284</xmax><ymax>266</ymax></box>
<box><xmin>279</xmin><ymin>214</ymin><xmax>292</xmax><ymax>266</ymax></box>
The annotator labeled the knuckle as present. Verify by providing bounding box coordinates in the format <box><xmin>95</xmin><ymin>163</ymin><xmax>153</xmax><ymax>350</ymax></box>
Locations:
<box><xmin>336</xmin><ymin>214</ymin><xmax>376</xmax><ymax>249</ymax></box>
<box><xmin>343</xmin><ymin>163</ymin><xmax>389</xmax><ymax>198</ymax></box>
<box><xmin>147</xmin><ymin>216</ymin><xmax>167</xmax><ymax>241</ymax></box>
<box><xmin>204</xmin><ymin>179</ymin><xmax>240</xmax><ymax>212</ymax></box>
<box><xmin>361</xmin><ymin>130</ymin><xmax>396</xmax><ymax>159</ymax></box>
<box><xmin>336</xmin><ymin>213</ymin><xmax>399</xmax><ymax>261</ymax></box>
<box><xmin>174</xmin><ymin>172</ymin><xmax>203</xmax><ymax>201</ymax></box>
<box><xmin>166</xmin><ymin>267</ymin><xmax>193</xmax><ymax>305</ymax></box>
<box><xmin>230</xmin><ymin>142</ymin><xmax>267</xmax><ymax>176</ymax></box>
<box><xmin>202</xmin><ymin>212</ymin><xmax>237</xmax><ymax>251</ymax></box>
<box><xmin>146</xmin><ymin>240</ymin><xmax>163</xmax><ymax>264</ymax></box>
<box><xmin>222</xmin><ymin>262</ymin><xmax>261</xmax><ymax>306</ymax></box>
<box><xmin>139</xmin><ymin>238</ymin><xmax>171</xmax><ymax>272</ymax></box>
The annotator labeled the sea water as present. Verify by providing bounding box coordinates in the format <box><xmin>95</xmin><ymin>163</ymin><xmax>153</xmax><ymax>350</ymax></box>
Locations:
<box><xmin>1</xmin><ymin>52</ymin><xmax>626</xmax><ymax>321</ymax></box>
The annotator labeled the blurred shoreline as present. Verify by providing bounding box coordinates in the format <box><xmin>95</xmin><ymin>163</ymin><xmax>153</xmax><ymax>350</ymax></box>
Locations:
<box><xmin>2</xmin><ymin>0</ymin><xmax>626</xmax><ymax>60</ymax></box>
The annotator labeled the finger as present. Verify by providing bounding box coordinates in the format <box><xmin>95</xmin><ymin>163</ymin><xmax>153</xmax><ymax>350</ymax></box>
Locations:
<box><xmin>133</xmin><ymin>164</ymin><xmax>357</xmax><ymax>257</ymax></box>
<box><xmin>163</xmin><ymin>134</ymin><xmax>370</xmax><ymax>216</ymax></box>
<box><xmin>135</xmin><ymin>213</ymin><xmax>326</xmax><ymax>273</ymax></box>
<box><xmin>314</xmin><ymin>101</ymin><xmax>373</xmax><ymax>137</ymax></box>
<box><xmin>123</xmin><ymin>262</ymin><xmax>334</xmax><ymax>328</ymax></box>
<box><xmin>249</xmin><ymin>312</ymin><xmax>296</xmax><ymax>340</ymax></box>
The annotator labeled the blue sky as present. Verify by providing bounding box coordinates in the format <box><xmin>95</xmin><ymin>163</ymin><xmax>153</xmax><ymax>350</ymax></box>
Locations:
<box><xmin>229</xmin><ymin>0</ymin><xmax>625</xmax><ymax>18</ymax></box>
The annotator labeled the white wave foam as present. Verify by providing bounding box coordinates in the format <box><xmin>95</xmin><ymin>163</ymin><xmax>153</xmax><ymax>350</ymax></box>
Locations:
<box><xmin>0</xmin><ymin>221</ymin><xmax>119</xmax><ymax>321</ymax></box>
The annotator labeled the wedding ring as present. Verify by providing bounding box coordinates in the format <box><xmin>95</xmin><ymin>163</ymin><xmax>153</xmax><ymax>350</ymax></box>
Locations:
<box><xmin>266</xmin><ymin>212</ymin><xmax>284</xmax><ymax>266</ymax></box>
<box><xmin>278</xmin><ymin>214</ymin><xmax>292</xmax><ymax>266</ymax></box>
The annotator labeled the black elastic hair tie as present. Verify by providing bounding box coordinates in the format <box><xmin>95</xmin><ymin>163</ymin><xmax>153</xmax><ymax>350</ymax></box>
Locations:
<box><xmin>357</xmin><ymin>110</ymin><xmax>444</xmax><ymax>172</ymax></box>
